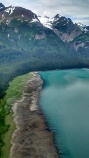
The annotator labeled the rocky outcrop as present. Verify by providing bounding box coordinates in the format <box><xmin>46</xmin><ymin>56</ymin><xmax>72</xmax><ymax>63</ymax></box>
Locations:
<box><xmin>35</xmin><ymin>33</ymin><xmax>46</xmax><ymax>40</ymax></box>
<box><xmin>53</xmin><ymin>28</ymin><xmax>82</xmax><ymax>42</ymax></box>
<box><xmin>0</xmin><ymin>6</ymin><xmax>40</xmax><ymax>23</ymax></box>
<box><xmin>10</xmin><ymin>72</ymin><xmax>59</xmax><ymax>158</ymax></box>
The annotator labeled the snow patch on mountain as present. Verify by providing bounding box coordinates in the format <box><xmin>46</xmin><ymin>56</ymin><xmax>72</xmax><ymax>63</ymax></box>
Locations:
<box><xmin>77</xmin><ymin>23</ymin><xmax>89</xmax><ymax>33</ymax></box>
<box><xmin>38</xmin><ymin>16</ymin><xmax>54</xmax><ymax>29</ymax></box>
<box><xmin>5</xmin><ymin>6</ymin><xmax>15</xmax><ymax>15</ymax></box>
<box><xmin>38</xmin><ymin>14</ymin><xmax>63</xmax><ymax>29</ymax></box>
<box><xmin>77</xmin><ymin>23</ymin><xmax>85</xmax><ymax>27</ymax></box>
<box><xmin>31</xmin><ymin>18</ymin><xmax>39</xmax><ymax>23</ymax></box>
<box><xmin>53</xmin><ymin>14</ymin><xmax>62</xmax><ymax>21</ymax></box>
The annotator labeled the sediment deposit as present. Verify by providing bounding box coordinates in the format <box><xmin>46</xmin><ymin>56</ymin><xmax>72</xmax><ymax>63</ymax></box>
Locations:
<box><xmin>10</xmin><ymin>72</ymin><xmax>59</xmax><ymax>158</ymax></box>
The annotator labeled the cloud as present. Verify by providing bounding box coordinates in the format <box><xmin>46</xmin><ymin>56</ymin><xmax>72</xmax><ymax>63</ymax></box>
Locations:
<box><xmin>1</xmin><ymin>0</ymin><xmax>89</xmax><ymax>25</ymax></box>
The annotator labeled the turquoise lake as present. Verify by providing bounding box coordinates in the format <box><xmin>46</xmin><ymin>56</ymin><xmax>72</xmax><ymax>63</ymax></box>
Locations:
<box><xmin>39</xmin><ymin>69</ymin><xmax>89</xmax><ymax>158</ymax></box>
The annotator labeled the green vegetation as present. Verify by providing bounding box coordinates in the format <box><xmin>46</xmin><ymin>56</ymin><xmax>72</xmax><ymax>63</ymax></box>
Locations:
<box><xmin>72</xmin><ymin>34</ymin><xmax>89</xmax><ymax>43</ymax></box>
<box><xmin>0</xmin><ymin>14</ymin><xmax>89</xmax><ymax>98</ymax></box>
<box><xmin>0</xmin><ymin>72</ymin><xmax>33</xmax><ymax>158</ymax></box>
<box><xmin>0</xmin><ymin>18</ymin><xmax>74</xmax><ymax>97</ymax></box>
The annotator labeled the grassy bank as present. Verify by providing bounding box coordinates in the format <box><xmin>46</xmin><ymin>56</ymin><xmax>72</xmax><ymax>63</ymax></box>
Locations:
<box><xmin>0</xmin><ymin>72</ymin><xmax>33</xmax><ymax>158</ymax></box>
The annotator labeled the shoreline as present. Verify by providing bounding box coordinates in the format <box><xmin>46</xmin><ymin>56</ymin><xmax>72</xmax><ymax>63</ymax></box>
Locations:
<box><xmin>10</xmin><ymin>72</ymin><xmax>59</xmax><ymax>158</ymax></box>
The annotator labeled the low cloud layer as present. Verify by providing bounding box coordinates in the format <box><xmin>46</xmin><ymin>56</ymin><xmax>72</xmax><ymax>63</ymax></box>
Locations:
<box><xmin>1</xmin><ymin>0</ymin><xmax>89</xmax><ymax>25</ymax></box>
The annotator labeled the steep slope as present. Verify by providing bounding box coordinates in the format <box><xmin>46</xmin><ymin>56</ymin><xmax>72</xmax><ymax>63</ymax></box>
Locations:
<box><xmin>0</xmin><ymin>4</ymin><xmax>89</xmax><ymax>97</ymax></box>
<box><xmin>39</xmin><ymin>14</ymin><xmax>82</xmax><ymax>42</ymax></box>
<box><xmin>52</xmin><ymin>14</ymin><xmax>82</xmax><ymax>42</ymax></box>
<box><xmin>0</xmin><ymin>5</ymin><xmax>71</xmax><ymax>97</ymax></box>
<box><xmin>70</xmin><ymin>25</ymin><xmax>89</xmax><ymax>52</ymax></box>
<box><xmin>43</xmin><ymin>14</ymin><xmax>89</xmax><ymax>52</ymax></box>
<box><xmin>39</xmin><ymin>14</ymin><xmax>89</xmax><ymax>62</ymax></box>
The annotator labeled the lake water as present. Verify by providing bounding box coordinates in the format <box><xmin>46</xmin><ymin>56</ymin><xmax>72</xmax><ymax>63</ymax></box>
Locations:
<box><xmin>39</xmin><ymin>69</ymin><xmax>89</xmax><ymax>158</ymax></box>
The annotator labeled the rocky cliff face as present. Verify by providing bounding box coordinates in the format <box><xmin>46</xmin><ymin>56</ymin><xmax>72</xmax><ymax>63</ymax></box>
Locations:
<box><xmin>52</xmin><ymin>15</ymin><xmax>89</xmax><ymax>51</ymax></box>
<box><xmin>39</xmin><ymin>14</ymin><xmax>89</xmax><ymax>52</ymax></box>
<box><xmin>0</xmin><ymin>4</ymin><xmax>89</xmax><ymax>52</ymax></box>
<box><xmin>51</xmin><ymin>15</ymin><xmax>82</xmax><ymax>42</ymax></box>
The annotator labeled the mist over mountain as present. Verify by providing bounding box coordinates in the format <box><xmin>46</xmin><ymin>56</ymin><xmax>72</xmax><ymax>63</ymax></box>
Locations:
<box><xmin>0</xmin><ymin>4</ymin><xmax>89</xmax><ymax>97</ymax></box>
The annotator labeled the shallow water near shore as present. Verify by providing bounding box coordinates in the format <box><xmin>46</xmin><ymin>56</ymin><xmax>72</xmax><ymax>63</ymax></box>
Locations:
<box><xmin>39</xmin><ymin>69</ymin><xmax>89</xmax><ymax>158</ymax></box>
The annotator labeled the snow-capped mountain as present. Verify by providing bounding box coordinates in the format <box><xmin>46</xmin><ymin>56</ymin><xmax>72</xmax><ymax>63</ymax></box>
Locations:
<box><xmin>38</xmin><ymin>16</ymin><xmax>53</xmax><ymax>29</ymax></box>
<box><xmin>0</xmin><ymin>5</ymin><xmax>40</xmax><ymax>24</ymax></box>
<box><xmin>0</xmin><ymin>3</ymin><xmax>89</xmax><ymax>98</ymax></box>
<box><xmin>38</xmin><ymin>14</ymin><xmax>85</xmax><ymax>42</ymax></box>
<box><xmin>5</xmin><ymin>6</ymin><xmax>16</xmax><ymax>15</ymax></box>
<box><xmin>0</xmin><ymin>4</ymin><xmax>88</xmax><ymax>50</ymax></box>
<box><xmin>77</xmin><ymin>23</ymin><xmax>89</xmax><ymax>33</ymax></box>
<box><xmin>38</xmin><ymin>14</ymin><xmax>62</xmax><ymax>29</ymax></box>
<box><xmin>38</xmin><ymin>14</ymin><xmax>89</xmax><ymax>42</ymax></box>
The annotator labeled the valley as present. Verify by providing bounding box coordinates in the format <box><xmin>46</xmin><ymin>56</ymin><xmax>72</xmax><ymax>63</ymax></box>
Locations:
<box><xmin>0</xmin><ymin>2</ymin><xmax>89</xmax><ymax>158</ymax></box>
<box><xmin>0</xmin><ymin>4</ymin><xmax>89</xmax><ymax>97</ymax></box>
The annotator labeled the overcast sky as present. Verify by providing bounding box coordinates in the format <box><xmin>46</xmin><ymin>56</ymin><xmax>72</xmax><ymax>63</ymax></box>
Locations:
<box><xmin>1</xmin><ymin>0</ymin><xmax>89</xmax><ymax>25</ymax></box>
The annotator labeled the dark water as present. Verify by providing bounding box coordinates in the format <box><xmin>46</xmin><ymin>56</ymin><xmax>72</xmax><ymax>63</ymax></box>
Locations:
<box><xmin>39</xmin><ymin>69</ymin><xmax>89</xmax><ymax>158</ymax></box>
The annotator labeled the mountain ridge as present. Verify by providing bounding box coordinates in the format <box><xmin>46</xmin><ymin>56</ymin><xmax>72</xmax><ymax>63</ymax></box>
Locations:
<box><xmin>0</xmin><ymin>4</ymin><xmax>89</xmax><ymax>97</ymax></box>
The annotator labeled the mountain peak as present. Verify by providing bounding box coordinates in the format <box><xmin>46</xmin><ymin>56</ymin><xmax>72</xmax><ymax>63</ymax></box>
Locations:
<box><xmin>44</xmin><ymin>15</ymin><xmax>50</xmax><ymax>19</ymax></box>
<box><xmin>5</xmin><ymin>5</ymin><xmax>15</xmax><ymax>15</ymax></box>
<box><xmin>0</xmin><ymin>3</ymin><xmax>5</xmax><ymax>9</ymax></box>
<box><xmin>0</xmin><ymin>6</ymin><xmax>40</xmax><ymax>24</ymax></box>
<box><xmin>54</xmin><ymin>14</ymin><xmax>62</xmax><ymax>19</ymax></box>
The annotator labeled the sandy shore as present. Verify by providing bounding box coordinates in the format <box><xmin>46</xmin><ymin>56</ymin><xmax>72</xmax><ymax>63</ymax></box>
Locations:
<box><xmin>10</xmin><ymin>72</ymin><xmax>59</xmax><ymax>158</ymax></box>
